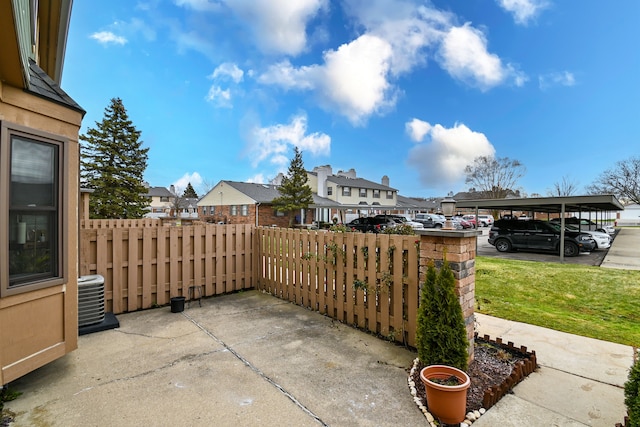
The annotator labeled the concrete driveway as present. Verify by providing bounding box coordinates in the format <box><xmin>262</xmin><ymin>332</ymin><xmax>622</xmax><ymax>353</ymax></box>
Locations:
<box><xmin>5</xmin><ymin>291</ymin><xmax>426</xmax><ymax>427</ymax></box>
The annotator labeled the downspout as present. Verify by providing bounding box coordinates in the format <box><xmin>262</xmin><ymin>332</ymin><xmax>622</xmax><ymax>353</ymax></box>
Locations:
<box><xmin>255</xmin><ymin>202</ymin><xmax>261</xmax><ymax>227</ymax></box>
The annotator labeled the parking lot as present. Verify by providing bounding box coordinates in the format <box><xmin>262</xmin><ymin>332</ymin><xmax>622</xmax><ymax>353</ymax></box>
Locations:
<box><xmin>475</xmin><ymin>227</ymin><xmax>611</xmax><ymax>266</ymax></box>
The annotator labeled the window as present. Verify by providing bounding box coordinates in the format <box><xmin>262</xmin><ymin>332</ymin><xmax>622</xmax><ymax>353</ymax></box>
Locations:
<box><xmin>241</xmin><ymin>205</ymin><xmax>248</xmax><ymax>216</ymax></box>
<box><xmin>386</xmin><ymin>191</ymin><xmax>393</xmax><ymax>199</ymax></box>
<box><xmin>275</xmin><ymin>210</ymin><xmax>285</xmax><ymax>217</ymax></box>
<box><xmin>373</xmin><ymin>189</ymin><xmax>380</xmax><ymax>198</ymax></box>
<box><xmin>2</xmin><ymin>122</ymin><xmax>65</xmax><ymax>296</ymax></box>
<box><xmin>230</xmin><ymin>205</ymin><xmax>238</xmax><ymax>216</ymax></box>
<box><xmin>160</xmin><ymin>196</ymin><xmax>169</xmax><ymax>202</ymax></box>
<box><xmin>209</xmin><ymin>206</ymin><xmax>215</xmax><ymax>215</ymax></box>
<box><xmin>327</xmin><ymin>187</ymin><xmax>333</xmax><ymax>195</ymax></box>
<box><xmin>359</xmin><ymin>188</ymin><xmax>367</xmax><ymax>197</ymax></box>
<box><xmin>342</xmin><ymin>186</ymin><xmax>351</xmax><ymax>196</ymax></box>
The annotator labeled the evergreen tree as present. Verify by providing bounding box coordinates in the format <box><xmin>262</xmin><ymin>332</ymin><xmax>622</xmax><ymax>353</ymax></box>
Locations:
<box><xmin>416</xmin><ymin>260</ymin><xmax>469</xmax><ymax>371</ymax></box>
<box><xmin>80</xmin><ymin>98</ymin><xmax>150</xmax><ymax>218</ymax></box>
<box><xmin>272</xmin><ymin>147</ymin><xmax>314</xmax><ymax>227</ymax></box>
<box><xmin>182</xmin><ymin>182</ymin><xmax>198</xmax><ymax>199</ymax></box>
<box><xmin>625</xmin><ymin>353</ymin><xmax>640</xmax><ymax>427</ymax></box>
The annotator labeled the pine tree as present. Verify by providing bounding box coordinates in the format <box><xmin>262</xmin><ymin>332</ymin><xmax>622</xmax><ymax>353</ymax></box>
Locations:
<box><xmin>272</xmin><ymin>147</ymin><xmax>314</xmax><ymax>227</ymax></box>
<box><xmin>416</xmin><ymin>259</ymin><xmax>469</xmax><ymax>371</ymax></box>
<box><xmin>80</xmin><ymin>98</ymin><xmax>150</xmax><ymax>218</ymax></box>
<box><xmin>182</xmin><ymin>182</ymin><xmax>198</xmax><ymax>199</ymax></box>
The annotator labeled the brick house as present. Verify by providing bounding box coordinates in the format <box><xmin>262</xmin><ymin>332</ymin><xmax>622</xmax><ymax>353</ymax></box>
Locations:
<box><xmin>198</xmin><ymin>165</ymin><xmax>405</xmax><ymax>227</ymax></box>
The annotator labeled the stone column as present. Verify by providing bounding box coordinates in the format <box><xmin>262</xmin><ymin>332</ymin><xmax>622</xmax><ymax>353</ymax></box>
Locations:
<box><xmin>416</xmin><ymin>229</ymin><xmax>478</xmax><ymax>360</ymax></box>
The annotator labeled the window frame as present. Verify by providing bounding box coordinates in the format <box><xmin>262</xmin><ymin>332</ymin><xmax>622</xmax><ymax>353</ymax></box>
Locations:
<box><xmin>373</xmin><ymin>189</ymin><xmax>380</xmax><ymax>199</ymax></box>
<box><xmin>327</xmin><ymin>187</ymin><xmax>333</xmax><ymax>196</ymax></box>
<box><xmin>230</xmin><ymin>205</ymin><xmax>238</xmax><ymax>216</ymax></box>
<box><xmin>241</xmin><ymin>204</ymin><xmax>249</xmax><ymax>216</ymax></box>
<box><xmin>359</xmin><ymin>188</ymin><xmax>367</xmax><ymax>198</ymax></box>
<box><xmin>1</xmin><ymin>121</ymin><xmax>68</xmax><ymax>297</ymax></box>
<box><xmin>342</xmin><ymin>186</ymin><xmax>351</xmax><ymax>197</ymax></box>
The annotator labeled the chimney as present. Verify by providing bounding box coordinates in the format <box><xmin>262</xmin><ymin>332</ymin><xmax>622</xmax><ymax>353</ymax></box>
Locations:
<box><xmin>381</xmin><ymin>175</ymin><xmax>389</xmax><ymax>187</ymax></box>
<box><xmin>314</xmin><ymin>165</ymin><xmax>332</xmax><ymax>197</ymax></box>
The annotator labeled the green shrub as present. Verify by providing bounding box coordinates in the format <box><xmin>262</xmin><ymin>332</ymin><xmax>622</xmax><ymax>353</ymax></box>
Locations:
<box><xmin>416</xmin><ymin>259</ymin><xmax>469</xmax><ymax>371</ymax></box>
<box><xmin>382</xmin><ymin>224</ymin><xmax>415</xmax><ymax>235</ymax></box>
<box><xmin>625</xmin><ymin>352</ymin><xmax>640</xmax><ymax>426</ymax></box>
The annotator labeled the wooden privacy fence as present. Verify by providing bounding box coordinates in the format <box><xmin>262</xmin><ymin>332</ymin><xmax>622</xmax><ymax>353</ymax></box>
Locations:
<box><xmin>255</xmin><ymin>227</ymin><xmax>421</xmax><ymax>347</ymax></box>
<box><xmin>80</xmin><ymin>222</ymin><xmax>254</xmax><ymax>313</ymax></box>
<box><xmin>81</xmin><ymin>218</ymin><xmax>161</xmax><ymax>228</ymax></box>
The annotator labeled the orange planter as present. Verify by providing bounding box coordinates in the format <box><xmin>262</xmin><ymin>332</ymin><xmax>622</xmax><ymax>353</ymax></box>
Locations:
<box><xmin>420</xmin><ymin>365</ymin><xmax>470</xmax><ymax>424</ymax></box>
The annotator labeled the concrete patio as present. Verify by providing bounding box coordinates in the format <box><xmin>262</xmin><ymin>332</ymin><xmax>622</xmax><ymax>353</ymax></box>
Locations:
<box><xmin>5</xmin><ymin>291</ymin><xmax>426</xmax><ymax>426</ymax></box>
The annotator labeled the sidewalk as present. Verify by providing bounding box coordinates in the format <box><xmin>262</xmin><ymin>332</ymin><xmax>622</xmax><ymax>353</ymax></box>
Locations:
<box><xmin>473</xmin><ymin>313</ymin><xmax>633</xmax><ymax>426</ymax></box>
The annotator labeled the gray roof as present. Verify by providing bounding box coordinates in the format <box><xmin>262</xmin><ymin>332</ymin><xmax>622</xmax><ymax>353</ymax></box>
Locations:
<box><xmin>326</xmin><ymin>175</ymin><xmax>397</xmax><ymax>191</ymax></box>
<box><xmin>456</xmin><ymin>194</ymin><xmax>624</xmax><ymax>214</ymax></box>
<box><xmin>226</xmin><ymin>181</ymin><xmax>282</xmax><ymax>202</ymax></box>
<box><xmin>146</xmin><ymin>186</ymin><xmax>174</xmax><ymax>197</ymax></box>
<box><xmin>27</xmin><ymin>59</ymin><xmax>85</xmax><ymax>114</ymax></box>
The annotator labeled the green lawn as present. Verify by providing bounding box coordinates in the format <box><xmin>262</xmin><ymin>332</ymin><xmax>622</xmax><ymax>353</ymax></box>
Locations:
<box><xmin>475</xmin><ymin>256</ymin><xmax>640</xmax><ymax>347</ymax></box>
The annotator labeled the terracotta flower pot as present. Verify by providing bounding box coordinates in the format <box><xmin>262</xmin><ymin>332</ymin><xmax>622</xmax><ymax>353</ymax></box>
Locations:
<box><xmin>420</xmin><ymin>365</ymin><xmax>470</xmax><ymax>424</ymax></box>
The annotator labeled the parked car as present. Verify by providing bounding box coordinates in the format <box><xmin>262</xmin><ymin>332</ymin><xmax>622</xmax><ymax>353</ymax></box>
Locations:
<box><xmin>374</xmin><ymin>214</ymin><xmax>424</xmax><ymax>230</ymax></box>
<box><xmin>477</xmin><ymin>214</ymin><xmax>495</xmax><ymax>227</ymax></box>
<box><xmin>452</xmin><ymin>217</ymin><xmax>473</xmax><ymax>229</ymax></box>
<box><xmin>346</xmin><ymin>217</ymin><xmax>396</xmax><ymax>233</ymax></box>
<box><xmin>548</xmin><ymin>222</ymin><xmax>612</xmax><ymax>250</ymax></box>
<box><xmin>550</xmin><ymin>217</ymin><xmax>615</xmax><ymax>235</ymax></box>
<box><xmin>461</xmin><ymin>215</ymin><xmax>477</xmax><ymax>228</ymax></box>
<box><xmin>414</xmin><ymin>213</ymin><xmax>445</xmax><ymax>228</ymax></box>
<box><xmin>488</xmin><ymin>219</ymin><xmax>596</xmax><ymax>257</ymax></box>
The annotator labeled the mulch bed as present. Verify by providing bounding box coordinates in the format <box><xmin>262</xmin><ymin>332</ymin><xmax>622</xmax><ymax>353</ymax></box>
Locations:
<box><xmin>410</xmin><ymin>334</ymin><xmax>538</xmax><ymax>422</ymax></box>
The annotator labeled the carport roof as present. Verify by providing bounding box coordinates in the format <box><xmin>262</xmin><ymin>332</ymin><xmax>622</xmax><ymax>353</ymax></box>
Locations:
<box><xmin>455</xmin><ymin>194</ymin><xmax>624</xmax><ymax>214</ymax></box>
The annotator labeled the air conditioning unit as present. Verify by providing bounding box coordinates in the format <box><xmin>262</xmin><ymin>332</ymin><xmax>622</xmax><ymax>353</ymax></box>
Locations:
<box><xmin>78</xmin><ymin>275</ymin><xmax>105</xmax><ymax>327</ymax></box>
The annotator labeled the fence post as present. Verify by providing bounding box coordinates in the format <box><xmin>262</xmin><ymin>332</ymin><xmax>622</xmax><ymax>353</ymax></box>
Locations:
<box><xmin>416</xmin><ymin>229</ymin><xmax>478</xmax><ymax>361</ymax></box>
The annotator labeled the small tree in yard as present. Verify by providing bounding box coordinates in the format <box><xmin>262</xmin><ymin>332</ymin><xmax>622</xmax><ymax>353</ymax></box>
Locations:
<box><xmin>182</xmin><ymin>182</ymin><xmax>199</xmax><ymax>199</ymax></box>
<box><xmin>80</xmin><ymin>98</ymin><xmax>150</xmax><ymax>218</ymax></box>
<box><xmin>625</xmin><ymin>352</ymin><xmax>640</xmax><ymax>426</ymax></box>
<box><xmin>416</xmin><ymin>259</ymin><xmax>469</xmax><ymax>371</ymax></box>
<box><xmin>272</xmin><ymin>147</ymin><xmax>313</xmax><ymax>227</ymax></box>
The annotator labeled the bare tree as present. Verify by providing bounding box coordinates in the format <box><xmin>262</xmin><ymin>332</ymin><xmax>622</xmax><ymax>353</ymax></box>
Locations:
<box><xmin>587</xmin><ymin>157</ymin><xmax>640</xmax><ymax>204</ymax></box>
<box><xmin>464</xmin><ymin>156</ymin><xmax>526</xmax><ymax>199</ymax></box>
<box><xmin>547</xmin><ymin>176</ymin><xmax>579</xmax><ymax>197</ymax></box>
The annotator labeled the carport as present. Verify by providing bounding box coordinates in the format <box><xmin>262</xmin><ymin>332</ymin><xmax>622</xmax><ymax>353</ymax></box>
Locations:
<box><xmin>456</xmin><ymin>194</ymin><xmax>624</xmax><ymax>262</ymax></box>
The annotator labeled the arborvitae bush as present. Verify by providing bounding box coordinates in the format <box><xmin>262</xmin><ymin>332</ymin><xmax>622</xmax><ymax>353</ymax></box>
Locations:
<box><xmin>416</xmin><ymin>259</ymin><xmax>469</xmax><ymax>371</ymax></box>
<box><xmin>625</xmin><ymin>352</ymin><xmax>640</xmax><ymax>426</ymax></box>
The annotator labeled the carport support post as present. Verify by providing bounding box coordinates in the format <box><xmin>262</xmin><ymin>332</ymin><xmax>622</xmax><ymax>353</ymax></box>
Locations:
<box><xmin>417</xmin><ymin>229</ymin><xmax>478</xmax><ymax>361</ymax></box>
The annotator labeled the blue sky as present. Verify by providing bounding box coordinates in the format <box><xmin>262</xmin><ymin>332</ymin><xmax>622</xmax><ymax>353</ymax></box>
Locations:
<box><xmin>62</xmin><ymin>0</ymin><xmax>639</xmax><ymax>199</ymax></box>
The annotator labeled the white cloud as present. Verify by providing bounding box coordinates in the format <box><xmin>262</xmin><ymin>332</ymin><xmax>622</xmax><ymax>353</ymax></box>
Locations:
<box><xmin>258</xmin><ymin>1</ymin><xmax>525</xmax><ymax>124</ymax></box>
<box><xmin>226</xmin><ymin>0</ymin><xmax>328</xmax><ymax>55</ymax></box>
<box><xmin>405</xmin><ymin>118</ymin><xmax>432</xmax><ymax>142</ymax></box>
<box><xmin>437</xmin><ymin>23</ymin><xmax>526</xmax><ymax>90</ymax></box>
<box><xmin>90</xmin><ymin>31</ymin><xmax>127</xmax><ymax>46</ymax></box>
<box><xmin>205</xmin><ymin>86</ymin><xmax>232</xmax><ymax>107</ymax></box>
<box><xmin>172</xmin><ymin>172</ymin><xmax>204</xmax><ymax>194</ymax></box>
<box><xmin>539</xmin><ymin>71</ymin><xmax>576</xmax><ymax>90</ymax></box>
<box><xmin>211</xmin><ymin>63</ymin><xmax>244</xmax><ymax>83</ymax></box>
<box><xmin>406</xmin><ymin>121</ymin><xmax>495</xmax><ymax>189</ymax></box>
<box><xmin>259</xmin><ymin>34</ymin><xmax>396</xmax><ymax>126</ymax></box>
<box><xmin>497</xmin><ymin>0</ymin><xmax>549</xmax><ymax>25</ymax></box>
<box><xmin>246</xmin><ymin>174</ymin><xmax>267</xmax><ymax>184</ymax></box>
<box><xmin>247</xmin><ymin>113</ymin><xmax>331</xmax><ymax>168</ymax></box>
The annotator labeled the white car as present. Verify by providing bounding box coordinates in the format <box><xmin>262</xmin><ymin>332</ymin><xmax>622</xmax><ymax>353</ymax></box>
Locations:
<box><xmin>550</xmin><ymin>223</ymin><xmax>612</xmax><ymax>249</ymax></box>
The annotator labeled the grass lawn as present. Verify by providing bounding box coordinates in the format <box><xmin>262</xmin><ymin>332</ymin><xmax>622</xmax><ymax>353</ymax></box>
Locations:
<box><xmin>475</xmin><ymin>256</ymin><xmax>640</xmax><ymax>347</ymax></box>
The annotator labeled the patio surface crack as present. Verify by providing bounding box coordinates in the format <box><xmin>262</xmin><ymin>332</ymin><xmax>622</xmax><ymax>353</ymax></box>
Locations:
<box><xmin>182</xmin><ymin>311</ymin><xmax>328</xmax><ymax>427</ymax></box>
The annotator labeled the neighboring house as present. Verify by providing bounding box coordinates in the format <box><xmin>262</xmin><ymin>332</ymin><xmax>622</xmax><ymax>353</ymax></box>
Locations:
<box><xmin>176</xmin><ymin>197</ymin><xmax>199</xmax><ymax>219</ymax></box>
<box><xmin>144</xmin><ymin>185</ymin><xmax>175</xmax><ymax>218</ymax></box>
<box><xmin>1</xmin><ymin>1</ymin><xmax>85</xmax><ymax>385</ymax></box>
<box><xmin>198</xmin><ymin>165</ymin><xmax>401</xmax><ymax>226</ymax></box>
<box><xmin>617</xmin><ymin>203</ymin><xmax>640</xmax><ymax>225</ymax></box>
<box><xmin>198</xmin><ymin>181</ymin><xmax>318</xmax><ymax>227</ymax></box>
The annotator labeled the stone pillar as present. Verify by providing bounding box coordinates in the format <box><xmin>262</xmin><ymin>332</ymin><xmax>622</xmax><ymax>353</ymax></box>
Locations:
<box><xmin>416</xmin><ymin>229</ymin><xmax>478</xmax><ymax>360</ymax></box>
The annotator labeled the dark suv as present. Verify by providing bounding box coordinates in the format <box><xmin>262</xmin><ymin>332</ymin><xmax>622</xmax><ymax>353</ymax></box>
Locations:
<box><xmin>345</xmin><ymin>217</ymin><xmax>396</xmax><ymax>233</ymax></box>
<box><xmin>488</xmin><ymin>219</ymin><xmax>596</xmax><ymax>257</ymax></box>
